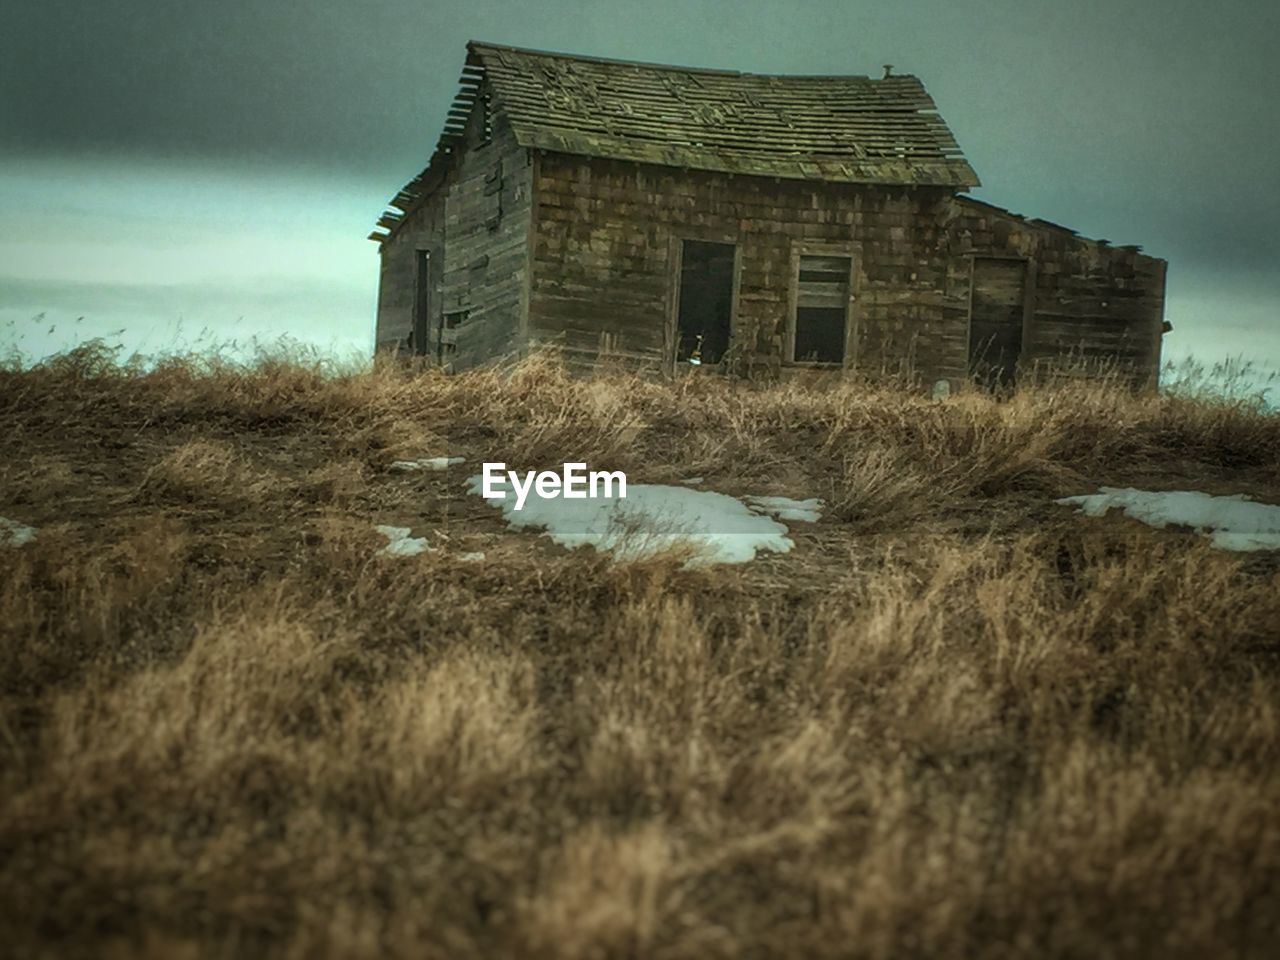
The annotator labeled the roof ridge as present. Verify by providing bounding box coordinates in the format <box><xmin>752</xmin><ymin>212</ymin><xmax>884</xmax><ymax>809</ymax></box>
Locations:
<box><xmin>467</xmin><ymin>39</ymin><xmax>903</xmax><ymax>82</ymax></box>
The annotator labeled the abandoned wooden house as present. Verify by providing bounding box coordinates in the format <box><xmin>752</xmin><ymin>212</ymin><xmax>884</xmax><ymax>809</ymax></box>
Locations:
<box><xmin>371</xmin><ymin>41</ymin><xmax>1167</xmax><ymax>387</ymax></box>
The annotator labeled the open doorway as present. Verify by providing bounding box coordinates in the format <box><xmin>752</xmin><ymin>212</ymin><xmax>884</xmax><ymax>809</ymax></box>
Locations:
<box><xmin>412</xmin><ymin>250</ymin><xmax>431</xmax><ymax>356</ymax></box>
<box><xmin>968</xmin><ymin>257</ymin><xmax>1027</xmax><ymax>389</ymax></box>
<box><xmin>675</xmin><ymin>240</ymin><xmax>735</xmax><ymax>366</ymax></box>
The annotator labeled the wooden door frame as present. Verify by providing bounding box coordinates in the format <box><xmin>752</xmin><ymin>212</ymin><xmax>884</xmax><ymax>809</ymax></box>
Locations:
<box><xmin>665</xmin><ymin>232</ymin><xmax>742</xmax><ymax>376</ymax></box>
<box><xmin>964</xmin><ymin>254</ymin><xmax>1036</xmax><ymax>381</ymax></box>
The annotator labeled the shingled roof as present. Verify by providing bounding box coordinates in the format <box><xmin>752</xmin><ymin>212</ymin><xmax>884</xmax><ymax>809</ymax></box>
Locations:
<box><xmin>371</xmin><ymin>41</ymin><xmax>979</xmax><ymax>242</ymax></box>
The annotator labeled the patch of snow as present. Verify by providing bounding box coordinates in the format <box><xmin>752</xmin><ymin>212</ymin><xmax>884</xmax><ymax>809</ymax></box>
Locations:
<box><xmin>1056</xmin><ymin>487</ymin><xmax>1280</xmax><ymax>552</ymax></box>
<box><xmin>745</xmin><ymin>495</ymin><xmax>824</xmax><ymax>523</ymax></box>
<box><xmin>1210</xmin><ymin>531</ymin><xmax>1280</xmax><ymax>552</ymax></box>
<box><xmin>373</xmin><ymin>525</ymin><xmax>487</xmax><ymax>561</ymax></box>
<box><xmin>678</xmin><ymin>477</ymin><xmax>704</xmax><ymax>486</ymax></box>
<box><xmin>375</xmin><ymin>524</ymin><xmax>432</xmax><ymax>557</ymax></box>
<box><xmin>468</xmin><ymin>475</ymin><xmax>800</xmax><ymax>566</ymax></box>
<box><xmin>1</xmin><ymin>517</ymin><xmax>37</xmax><ymax>547</ymax></box>
<box><xmin>389</xmin><ymin>456</ymin><xmax>465</xmax><ymax>472</ymax></box>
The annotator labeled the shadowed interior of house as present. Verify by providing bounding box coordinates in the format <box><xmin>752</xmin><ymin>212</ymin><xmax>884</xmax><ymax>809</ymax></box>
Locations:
<box><xmin>676</xmin><ymin>240</ymin><xmax>735</xmax><ymax>365</ymax></box>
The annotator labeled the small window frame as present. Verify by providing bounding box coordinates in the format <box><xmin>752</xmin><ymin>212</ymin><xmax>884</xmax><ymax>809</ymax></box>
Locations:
<box><xmin>785</xmin><ymin>242</ymin><xmax>858</xmax><ymax>367</ymax></box>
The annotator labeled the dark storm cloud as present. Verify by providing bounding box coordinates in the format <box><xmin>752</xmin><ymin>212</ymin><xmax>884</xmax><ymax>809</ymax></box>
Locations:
<box><xmin>3</xmin><ymin>0</ymin><xmax>1278</xmax><ymax>277</ymax></box>
<box><xmin>1</xmin><ymin>0</ymin><xmax>457</xmax><ymax>179</ymax></box>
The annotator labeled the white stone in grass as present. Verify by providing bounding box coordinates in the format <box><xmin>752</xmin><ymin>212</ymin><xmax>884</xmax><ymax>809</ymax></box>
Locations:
<box><xmin>744</xmin><ymin>495</ymin><xmax>824</xmax><ymax>524</ymax></box>
<box><xmin>1056</xmin><ymin>487</ymin><xmax>1280</xmax><ymax>552</ymax></box>
<box><xmin>389</xmin><ymin>456</ymin><xmax>465</xmax><ymax>472</ymax></box>
<box><xmin>0</xmin><ymin>517</ymin><xmax>36</xmax><ymax>547</ymax></box>
<box><xmin>375</xmin><ymin>525</ymin><xmax>432</xmax><ymax>557</ymax></box>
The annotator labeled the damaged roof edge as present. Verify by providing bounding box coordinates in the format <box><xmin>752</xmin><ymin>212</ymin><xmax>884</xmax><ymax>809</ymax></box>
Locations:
<box><xmin>953</xmin><ymin>194</ymin><xmax>1163</xmax><ymax>259</ymax></box>
<box><xmin>370</xmin><ymin>51</ymin><xmax>486</xmax><ymax>246</ymax></box>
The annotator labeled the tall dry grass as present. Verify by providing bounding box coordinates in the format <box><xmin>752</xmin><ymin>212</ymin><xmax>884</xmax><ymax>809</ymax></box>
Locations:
<box><xmin>1</xmin><ymin>345</ymin><xmax>1278</xmax><ymax>958</ymax></box>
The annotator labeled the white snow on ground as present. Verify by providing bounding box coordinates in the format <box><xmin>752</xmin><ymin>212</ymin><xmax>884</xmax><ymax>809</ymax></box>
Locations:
<box><xmin>745</xmin><ymin>495</ymin><xmax>824</xmax><ymax>523</ymax></box>
<box><xmin>375</xmin><ymin>525</ymin><xmax>431</xmax><ymax>557</ymax></box>
<box><xmin>389</xmin><ymin>456</ymin><xmax>465</xmax><ymax>472</ymax></box>
<box><xmin>1056</xmin><ymin>488</ymin><xmax>1280</xmax><ymax>552</ymax></box>
<box><xmin>468</xmin><ymin>475</ymin><xmax>819</xmax><ymax>565</ymax></box>
<box><xmin>374</xmin><ymin>525</ymin><xmax>486</xmax><ymax>560</ymax></box>
<box><xmin>1</xmin><ymin>517</ymin><xmax>36</xmax><ymax>547</ymax></box>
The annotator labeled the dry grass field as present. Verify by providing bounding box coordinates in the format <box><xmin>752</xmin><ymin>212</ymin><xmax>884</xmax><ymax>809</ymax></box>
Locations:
<box><xmin>2</xmin><ymin>344</ymin><xmax>1279</xmax><ymax>959</ymax></box>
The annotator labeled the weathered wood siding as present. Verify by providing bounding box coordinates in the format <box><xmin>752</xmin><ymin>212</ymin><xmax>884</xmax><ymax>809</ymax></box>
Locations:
<box><xmin>967</xmin><ymin>258</ymin><xmax>1027</xmax><ymax>388</ymax></box>
<box><xmin>374</xmin><ymin>191</ymin><xmax>444</xmax><ymax>354</ymax></box>
<box><xmin>375</xmin><ymin>99</ymin><xmax>532</xmax><ymax>369</ymax></box>
<box><xmin>944</xmin><ymin>197</ymin><xmax>1165</xmax><ymax>384</ymax></box>
<box><xmin>526</xmin><ymin>154</ymin><xmax>1165</xmax><ymax>385</ymax></box>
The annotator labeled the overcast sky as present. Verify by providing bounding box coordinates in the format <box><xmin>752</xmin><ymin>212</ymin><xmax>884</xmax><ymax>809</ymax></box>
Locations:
<box><xmin>2</xmin><ymin>0</ymin><xmax>1276</xmax><ymax>379</ymax></box>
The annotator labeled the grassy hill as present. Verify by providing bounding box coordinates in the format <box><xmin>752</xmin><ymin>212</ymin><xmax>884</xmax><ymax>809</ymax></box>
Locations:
<box><xmin>2</xmin><ymin>345</ymin><xmax>1279</xmax><ymax>958</ymax></box>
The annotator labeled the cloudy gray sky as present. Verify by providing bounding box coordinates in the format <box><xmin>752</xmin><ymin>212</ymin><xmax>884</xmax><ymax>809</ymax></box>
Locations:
<box><xmin>2</xmin><ymin>0</ymin><xmax>1277</xmax><ymax>379</ymax></box>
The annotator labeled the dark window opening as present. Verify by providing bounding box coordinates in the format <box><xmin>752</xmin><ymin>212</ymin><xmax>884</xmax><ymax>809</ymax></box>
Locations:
<box><xmin>968</xmin><ymin>258</ymin><xmax>1027</xmax><ymax>390</ymax></box>
<box><xmin>676</xmin><ymin>240</ymin><xmax>735</xmax><ymax>365</ymax></box>
<box><xmin>792</xmin><ymin>254</ymin><xmax>851</xmax><ymax>364</ymax></box>
<box><xmin>798</xmin><ymin>268</ymin><xmax>848</xmax><ymax>284</ymax></box>
<box><xmin>411</xmin><ymin>250</ymin><xmax>430</xmax><ymax>356</ymax></box>
<box><xmin>794</xmin><ymin>307</ymin><xmax>846</xmax><ymax>363</ymax></box>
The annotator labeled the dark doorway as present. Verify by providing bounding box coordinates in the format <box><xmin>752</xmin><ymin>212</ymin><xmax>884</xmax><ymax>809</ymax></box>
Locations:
<box><xmin>968</xmin><ymin>258</ymin><xmax>1027</xmax><ymax>389</ymax></box>
<box><xmin>412</xmin><ymin>250</ymin><xmax>431</xmax><ymax>356</ymax></box>
<box><xmin>676</xmin><ymin>240</ymin><xmax>735</xmax><ymax>365</ymax></box>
